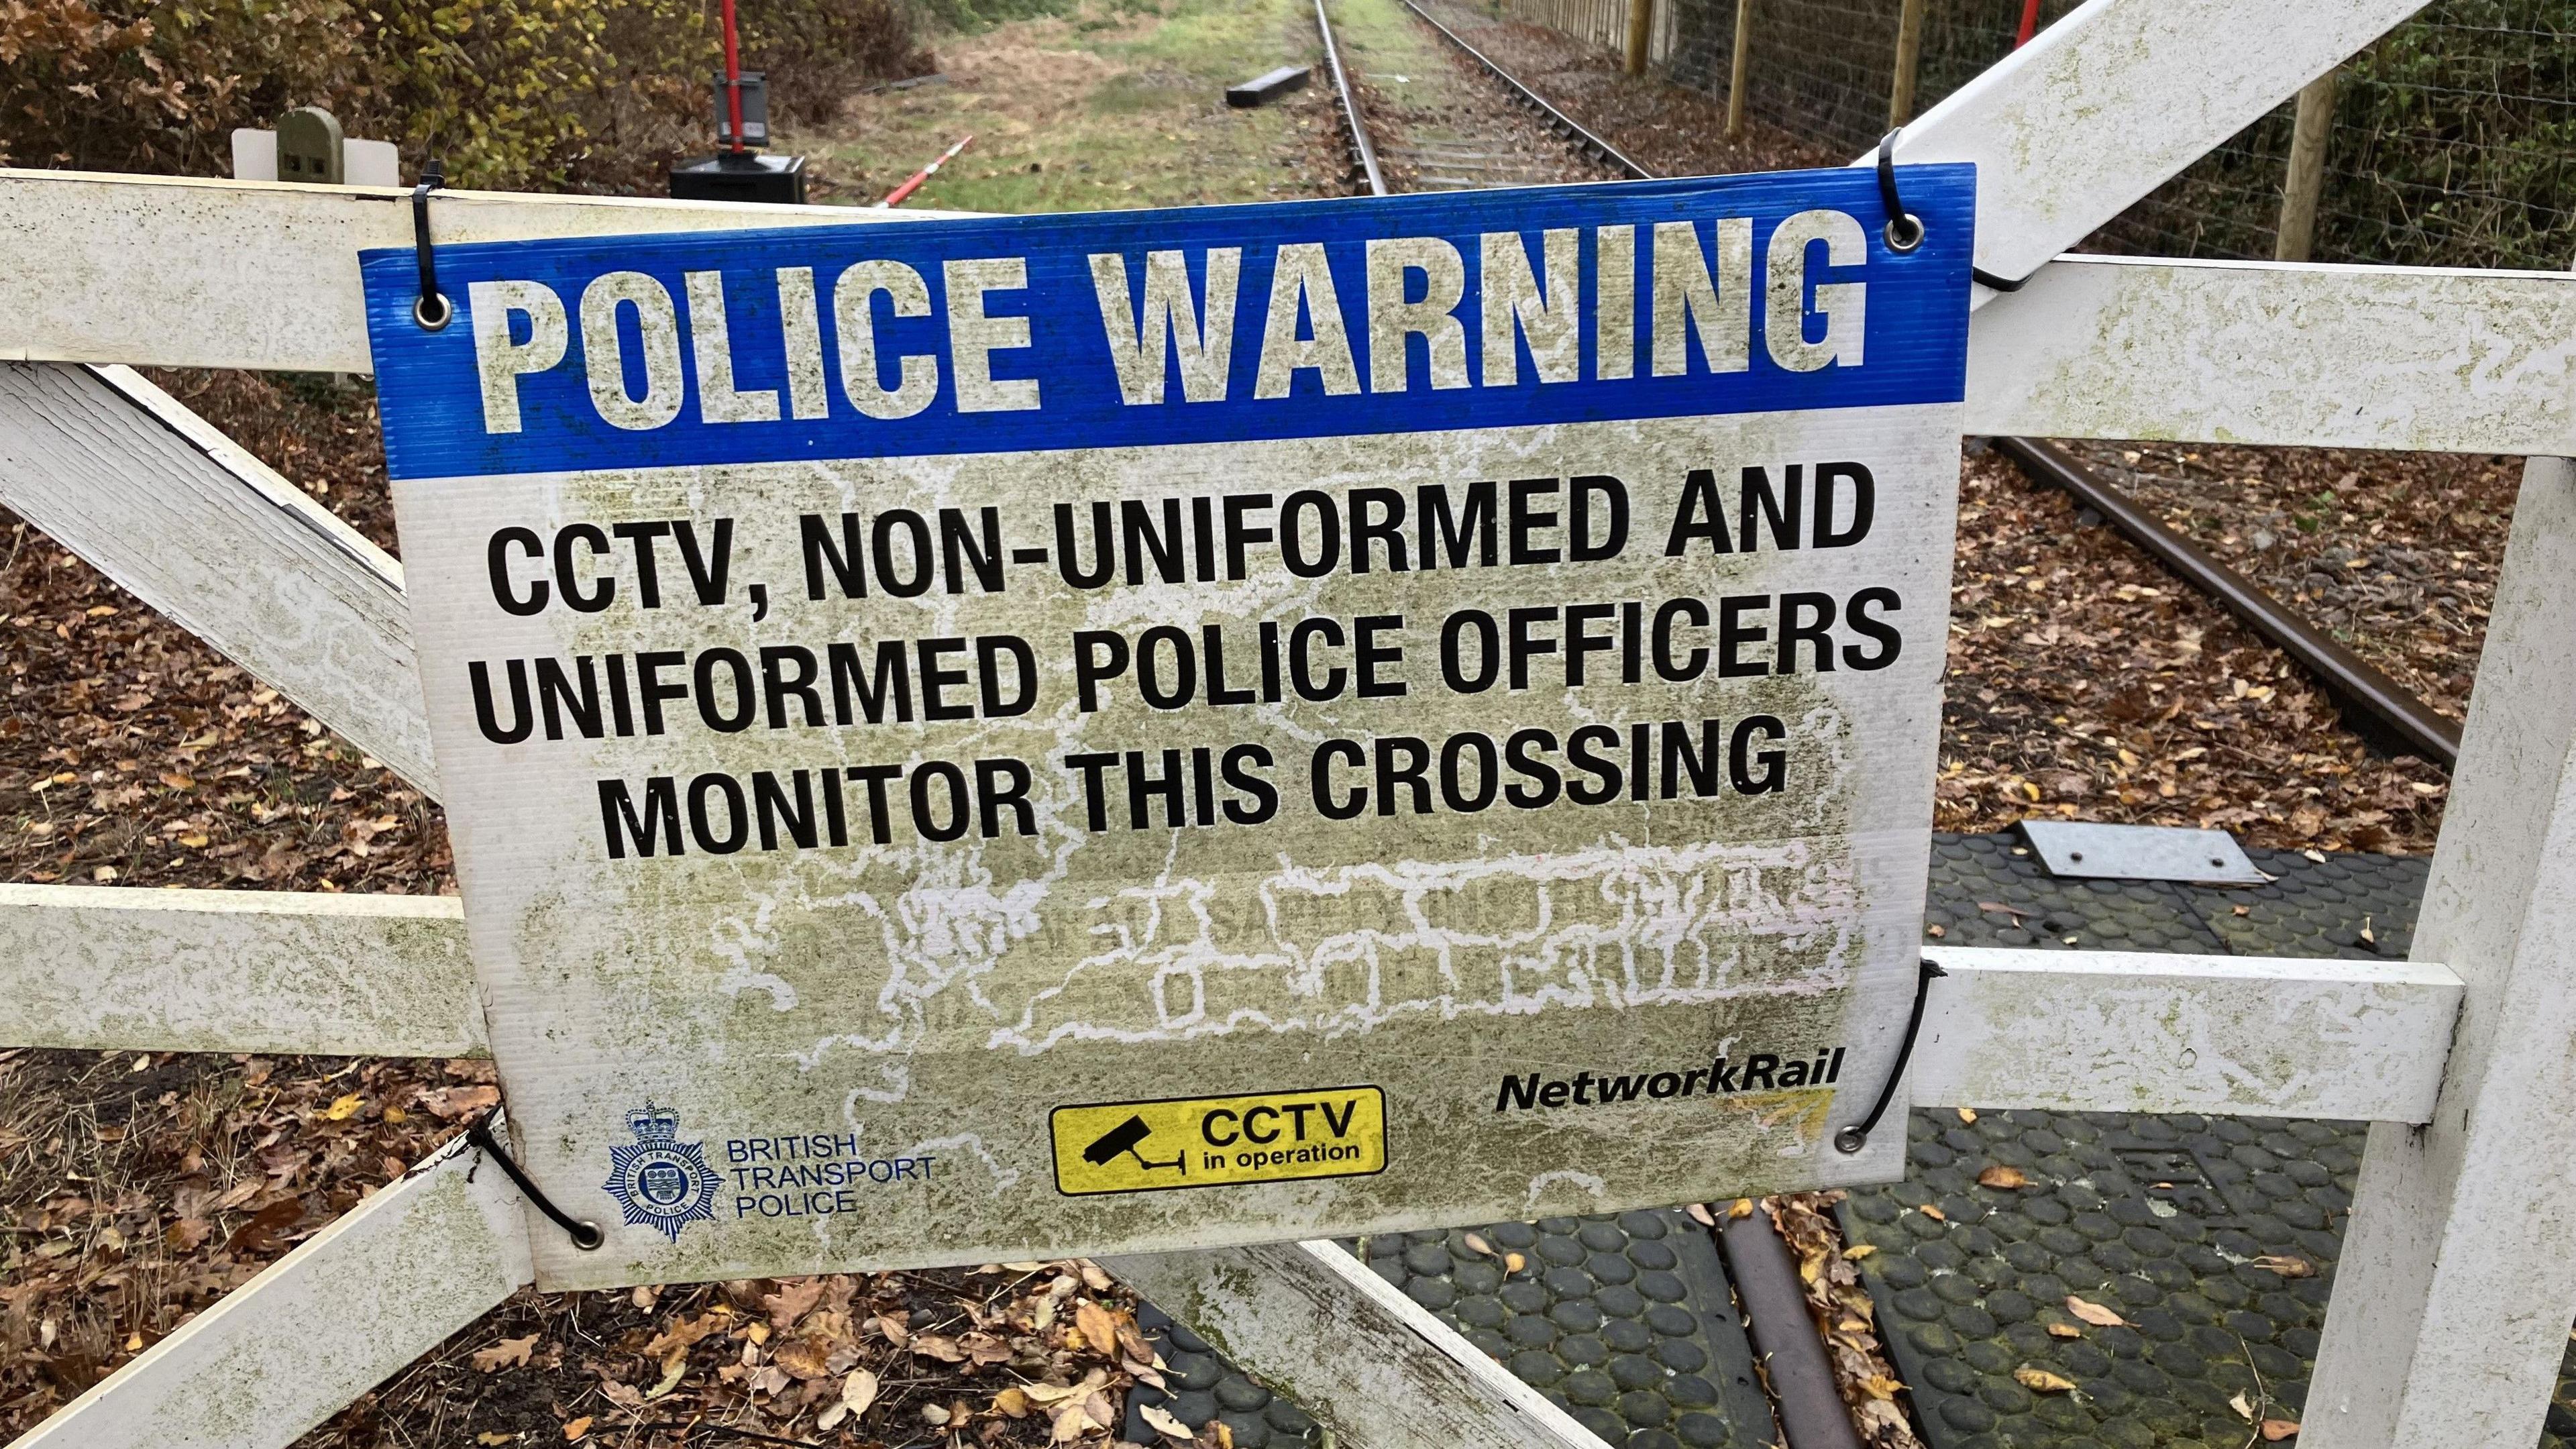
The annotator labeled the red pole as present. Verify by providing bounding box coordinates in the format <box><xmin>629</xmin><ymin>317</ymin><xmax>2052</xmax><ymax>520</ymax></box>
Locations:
<box><xmin>720</xmin><ymin>0</ymin><xmax>747</xmax><ymax>154</ymax></box>
<box><xmin>2015</xmin><ymin>0</ymin><xmax>2041</xmax><ymax>47</ymax></box>
<box><xmin>878</xmin><ymin>133</ymin><xmax>974</xmax><ymax>208</ymax></box>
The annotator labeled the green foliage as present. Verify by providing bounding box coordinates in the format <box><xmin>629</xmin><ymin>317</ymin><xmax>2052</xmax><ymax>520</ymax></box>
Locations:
<box><xmin>2320</xmin><ymin>0</ymin><xmax>2576</xmax><ymax>269</ymax></box>
<box><xmin>0</xmin><ymin>0</ymin><xmax>930</xmax><ymax>193</ymax></box>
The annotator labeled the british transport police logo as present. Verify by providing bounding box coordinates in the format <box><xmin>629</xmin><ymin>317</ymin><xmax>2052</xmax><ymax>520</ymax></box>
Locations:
<box><xmin>602</xmin><ymin>1102</ymin><xmax>724</xmax><ymax>1242</ymax></box>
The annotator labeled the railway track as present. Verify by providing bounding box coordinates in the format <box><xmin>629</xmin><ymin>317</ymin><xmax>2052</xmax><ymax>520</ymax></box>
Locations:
<box><xmin>1309</xmin><ymin>0</ymin><xmax>2459</xmax><ymax>770</ymax></box>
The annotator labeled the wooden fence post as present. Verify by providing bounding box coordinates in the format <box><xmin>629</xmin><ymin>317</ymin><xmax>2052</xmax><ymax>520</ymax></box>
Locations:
<box><xmin>1625</xmin><ymin>0</ymin><xmax>1656</xmax><ymax>75</ymax></box>
<box><xmin>1725</xmin><ymin>0</ymin><xmax>1754</xmax><ymax>137</ymax></box>
<box><xmin>1888</xmin><ymin>0</ymin><xmax>1927</xmax><ymax>126</ymax></box>
<box><xmin>2302</xmin><ymin>447</ymin><xmax>2576</xmax><ymax>1446</ymax></box>
<box><xmin>2274</xmin><ymin>68</ymin><xmax>2338</xmax><ymax>262</ymax></box>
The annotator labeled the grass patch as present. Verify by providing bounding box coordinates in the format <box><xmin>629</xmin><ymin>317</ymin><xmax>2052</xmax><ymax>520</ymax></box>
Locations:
<box><xmin>793</xmin><ymin>0</ymin><xmax>1330</xmax><ymax>213</ymax></box>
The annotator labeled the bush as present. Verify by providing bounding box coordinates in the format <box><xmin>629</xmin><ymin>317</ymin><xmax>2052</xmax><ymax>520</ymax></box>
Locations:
<box><xmin>0</xmin><ymin>0</ymin><xmax>932</xmax><ymax>193</ymax></box>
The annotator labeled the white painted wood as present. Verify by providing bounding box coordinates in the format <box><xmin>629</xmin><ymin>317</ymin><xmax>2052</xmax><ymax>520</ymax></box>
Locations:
<box><xmin>1105</xmin><ymin>1238</ymin><xmax>1607</xmax><ymax>1449</ymax></box>
<box><xmin>1966</xmin><ymin>255</ymin><xmax>2576</xmax><ymax>454</ymax></box>
<box><xmin>1914</xmin><ymin>947</ymin><xmax>2462</xmax><ymax>1124</ymax></box>
<box><xmin>1872</xmin><ymin>0</ymin><xmax>2423</xmax><ymax>291</ymax></box>
<box><xmin>0</xmin><ymin>168</ymin><xmax>966</xmax><ymax>374</ymax></box>
<box><xmin>13</xmin><ymin>1119</ymin><xmax>532</xmax><ymax>1449</ymax></box>
<box><xmin>0</xmin><ymin>883</ymin><xmax>480</xmax><ymax>1057</ymax></box>
<box><xmin>0</xmin><ymin>885</ymin><xmax>2471</xmax><ymax>1129</ymax></box>
<box><xmin>0</xmin><ymin>362</ymin><xmax>437</xmax><ymax>792</ymax></box>
<box><xmin>2303</xmin><ymin>456</ymin><xmax>2576</xmax><ymax>1449</ymax></box>
<box><xmin>15</xmin><ymin>198</ymin><xmax>2574</xmax><ymax>458</ymax></box>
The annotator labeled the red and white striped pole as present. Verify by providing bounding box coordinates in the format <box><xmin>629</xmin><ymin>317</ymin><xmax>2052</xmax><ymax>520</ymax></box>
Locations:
<box><xmin>877</xmin><ymin>133</ymin><xmax>974</xmax><ymax>208</ymax></box>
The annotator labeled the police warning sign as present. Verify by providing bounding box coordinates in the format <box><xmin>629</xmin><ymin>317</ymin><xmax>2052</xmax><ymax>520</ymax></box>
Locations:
<box><xmin>362</xmin><ymin>166</ymin><xmax>1974</xmax><ymax>1289</ymax></box>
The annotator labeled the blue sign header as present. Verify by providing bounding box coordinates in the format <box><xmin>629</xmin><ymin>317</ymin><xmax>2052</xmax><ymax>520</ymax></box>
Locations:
<box><xmin>364</xmin><ymin>167</ymin><xmax>1974</xmax><ymax>481</ymax></box>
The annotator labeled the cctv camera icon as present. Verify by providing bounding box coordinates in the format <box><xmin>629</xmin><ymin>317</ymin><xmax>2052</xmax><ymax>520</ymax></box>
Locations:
<box><xmin>1083</xmin><ymin>1115</ymin><xmax>1185</xmax><ymax>1175</ymax></box>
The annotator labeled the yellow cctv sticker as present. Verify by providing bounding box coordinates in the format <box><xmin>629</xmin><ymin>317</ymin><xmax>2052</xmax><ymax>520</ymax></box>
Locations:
<box><xmin>1051</xmin><ymin>1086</ymin><xmax>1387</xmax><ymax>1197</ymax></box>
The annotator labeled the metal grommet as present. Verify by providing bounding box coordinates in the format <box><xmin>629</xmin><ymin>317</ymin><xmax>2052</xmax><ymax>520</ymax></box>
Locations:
<box><xmin>413</xmin><ymin>292</ymin><xmax>453</xmax><ymax>331</ymax></box>
<box><xmin>568</xmin><ymin>1220</ymin><xmax>606</xmax><ymax>1251</ymax></box>
<box><xmin>1884</xmin><ymin>213</ymin><xmax>1925</xmax><ymax>253</ymax></box>
<box><xmin>1834</xmin><ymin>1124</ymin><xmax>1868</xmax><ymax>1155</ymax></box>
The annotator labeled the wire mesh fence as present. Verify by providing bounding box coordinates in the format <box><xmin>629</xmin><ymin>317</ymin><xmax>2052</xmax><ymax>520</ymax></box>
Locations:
<box><xmin>1543</xmin><ymin>0</ymin><xmax>2576</xmax><ymax>271</ymax></box>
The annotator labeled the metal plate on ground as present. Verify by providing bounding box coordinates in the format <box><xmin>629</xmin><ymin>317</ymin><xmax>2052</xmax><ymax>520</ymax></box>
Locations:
<box><xmin>2019</xmin><ymin>822</ymin><xmax>2265</xmax><ymax>887</ymax></box>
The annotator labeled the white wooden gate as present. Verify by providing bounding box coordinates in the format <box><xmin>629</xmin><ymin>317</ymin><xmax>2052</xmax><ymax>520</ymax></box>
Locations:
<box><xmin>4</xmin><ymin>1</ymin><xmax>2575</xmax><ymax>1442</ymax></box>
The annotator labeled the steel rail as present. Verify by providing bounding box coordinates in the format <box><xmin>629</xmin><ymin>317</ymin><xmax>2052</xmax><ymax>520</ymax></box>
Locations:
<box><xmin>1395</xmin><ymin>0</ymin><xmax>1654</xmax><ymax>180</ymax></box>
<box><xmin>1314</xmin><ymin>0</ymin><xmax>1389</xmax><ymax>198</ymax></box>
<box><xmin>1717</xmin><ymin>1208</ymin><xmax>1868</xmax><ymax>1449</ymax></box>
<box><xmin>1995</xmin><ymin>437</ymin><xmax>2462</xmax><ymax>769</ymax></box>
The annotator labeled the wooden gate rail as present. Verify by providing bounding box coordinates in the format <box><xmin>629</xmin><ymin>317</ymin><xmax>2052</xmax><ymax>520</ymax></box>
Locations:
<box><xmin>0</xmin><ymin>363</ymin><xmax>436</xmax><ymax>790</ymax></box>
<box><xmin>13</xmin><ymin>201</ymin><xmax>2576</xmax><ymax>458</ymax></box>
<box><xmin>4</xmin><ymin>0</ymin><xmax>2573</xmax><ymax>1442</ymax></box>
<box><xmin>0</xmin><ymin>883</ymin><xmax>2466</xmax><ymax>1124</ymax></box>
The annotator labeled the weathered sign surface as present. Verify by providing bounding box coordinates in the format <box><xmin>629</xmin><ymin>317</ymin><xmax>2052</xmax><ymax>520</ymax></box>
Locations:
<box><xmin>360</xmin><ymin>170</ymin><xmax>1974</xmax><ymax>1289</ymax></box>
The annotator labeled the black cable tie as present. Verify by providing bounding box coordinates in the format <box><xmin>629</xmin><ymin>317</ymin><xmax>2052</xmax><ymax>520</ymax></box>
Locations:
<box><xmin>1874</xmin><ymin>128</ymin><xmax>1925</xmax><ymax>254</ymax></box>
<box><xmin>412</xmin><ymin>160</ymin><xmax>452</xmax><ymax>332</ymax></box>
<box><xmin>1876</xmin><ymin>126</ymin><xmax>2032</xmax><ymax>292</ymax></box>
<box><xmin>466</xmin><ymin>1110</ymin><xmax>604</xmax><ymax>1250</ymax></box>
<box><xmin>1834</xmin><ymin>957</ymin><xmax>1947</xmax><ymax>1154</ymax></box>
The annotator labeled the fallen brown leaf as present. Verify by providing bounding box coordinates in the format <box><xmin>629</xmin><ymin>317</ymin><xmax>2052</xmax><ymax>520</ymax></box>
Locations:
<box><xmin>1140</xmin><ymin>1403</ymin><xmax>1194</xmax><ymax>1441</ymax></box>
<box><xmin>2046</xmin><ymin>1323</ymin><xmax>2082</xmax><ymax>1339</ymax></box>
<box><xmin>224</xmin><ymin>1197</ymin><xmax>305</xmax><ymax>1255</ymax></box>
<box><xmin>844</xmin><ymin>1368</ymin><xmax>879</xmax><ymax>1418</ymax></box>
<box><xmin>425</xmin><ymin>1084</ymin><xmax>500</xmax><ymax>1120</ymax></box>
<box><xmin>762</xmin><ymin>1277</ymin><xmax>824</xmax><ymax>1330</ymax></box>
<box><xmin>2012</xmin><ymin>1366</ymin><xmax>2076</xmax><ymax>1393</ymax></box>
<box><xmin>562</xmin><ymin>1417</ymin><xmax>592</xmax><ymax>1442</ymax></box>
<box><xmin>2251</xmin><ymin>1254</ymin><xmax>2316</xmax><ymax>1278</ymax></box>
<box><xmin>773</xmin><ymin>1335</ymin><xmax>833</xmax><ymax>1380</ymax></box>
<box><xmin>643</xmin><ymin>1311</ymin><xmax>727</xmax><ymax>1360</ymax></box>
<box><xmin>1955</xmin><ymin>1107</ymin><xmax>1977</xmax><ymax>1124</ymax></box>
<box><xmin>470</xmin><ymin>1334</ymin><xmax>538</xmax><ymax>1373</ymax></box>
<box><xmin>2064</xmin><ymin>1295</ymin><xmax>2125</xmax><ymax>1328</ymax></box>
<box><xmin>1075</xmin><ymin>1299</ymin><xmax>1119</xmax><ymax>1354</ymax></box>
<box><xmin>2262</xmin><ymin>1419</ymin><xmax>2302</xmax><ymax>1441</ymax></box>
<box><xmin>1917</xmin><ymin>1203</ymin><xmax>1946</xmax><ymax>1222</ymax></box>
<box><xmin>1977</xmin><ymin>1165</ymin><xmax>2029</xmax><ymax>1189</ymax></box>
